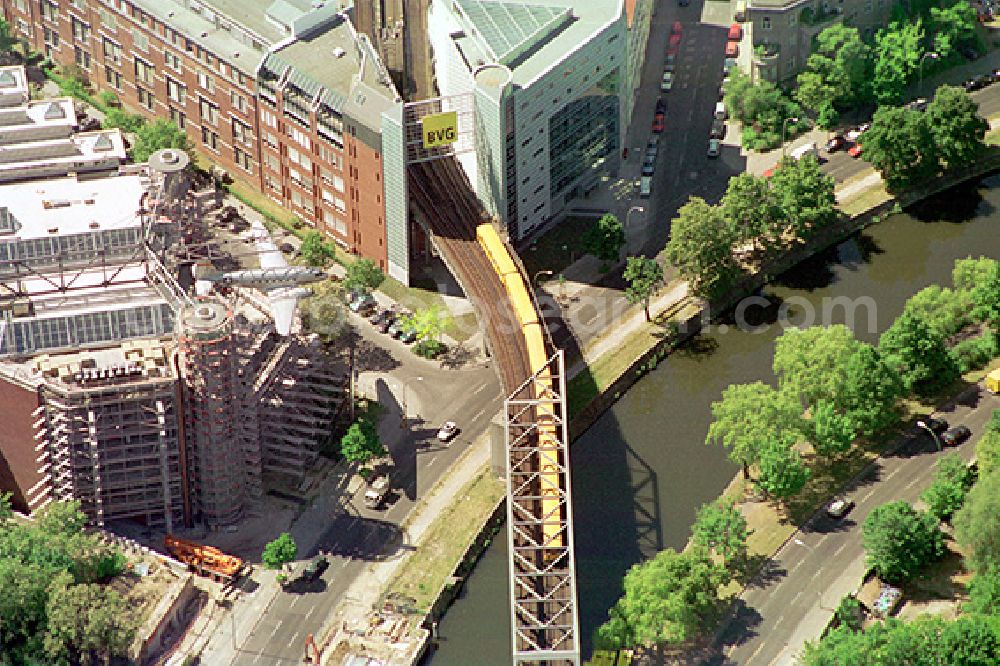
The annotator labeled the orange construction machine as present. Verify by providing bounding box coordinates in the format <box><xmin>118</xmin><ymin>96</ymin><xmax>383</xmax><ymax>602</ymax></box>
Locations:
<box><xmin>164</xmin><ymin>534</ymin><xmax>245</xmax><ymax>580</ymax></box>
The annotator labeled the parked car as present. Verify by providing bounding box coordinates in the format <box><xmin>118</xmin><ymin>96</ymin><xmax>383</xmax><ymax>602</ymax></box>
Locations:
<box><xmin>710</xmin><ymin>119</ymin><xmax>726</xmax><ymax>139</ymax></box>
<box><xmin>301</xmin><ymin>554</ymin><xmax>329</xmax><ymax>581</ymax></box>
<box><xmin>369</xmin><ymin>307</ymin><xmax>393</xmax><ymax>325</ymax></box>
<box><xmin>922</xmin><ymin>417</ymin><xmax>949</xmax><ymax>434</ymax></box>
<box><xmin>826</xmin><ymin>498</ymin><xmax>855</xmax><ymax>519</ymax></box>
<box><xmin>639</xmin><ymin>175</ymin><xmax>653</xmax><ymax>198</ymax></box>
<box><xmin>661</xmin><ymin>71</ymin><xmax>674</xmax><ymax>92</ymax></box>
<box><xmin>669</xmin><ymin>33</ymin><xmax>682</xmax><ymax>48</ymax></box>
<box><xmin>707</xmin><ymin>138</ymin><xmax>721</xmax><ymax>158</ymax></box>
<box><xmin>645</xmin><ymin>136</ymin><xmax>659</xmax><ymax>159</ymax></box>
<box><xmin>664</xmin><ymin>53</ymin><xmax>676</xmax><ymax>70</ymax></box>
<box><xmin>941</xmin><ymin>425</ymin><xmax>972</xmax><ymax>447</ymax></box>
<box><xmin>437</xmin><ymin>421</ymin><xmax>459</xmax><ymax>442</ymax></box>
<box><xmin>723</xmin><ymin>58</ymin><xmax>737</xmax><ymax>75</ymax></box>
<box><xmin>725</xmin><ymin>41</ymin><xmax>739</xmax><ymax>58</ymax></box>
<box><xmin>387</xmin><ymin>316</ymin><xmax>409</xmax><ymax>338</ymax></box>
<box><xmin>377</xmin><ymin>311</ymin><xmax>397</xmax><ymax>334</ymax></box>
<box><xmin>904</xmin><ymin>97</ymin><xmax>929</xmax><ymax>112</ymax></box>
<box><xmin>847</xmin><ymin>143</ymin><xmax>863</xmax><ymax>158</ymax></box>
<box><xmin>655</xmin><ymin>97</ymin><xmax>667</xmax><ymax>114</ymax></box>
<box><xmin>714</xmin><ymin>100</ymin><xmax>727</xmax><ymax>120</ymax></box>
<box><xmin>728</xmin><ymin>22</ymin><xmax>743</xmax><ymax>41</ymax></box>
<box><xmin>652</xmin><ymin>112</ymin><xmax>665</xmax><ymax>133</ymax></box>
<box><xmin>399</xmin><ymin>325</ymin><xmax>418</xmax><ymax>344</ymax></box>
<box><xmin>961</xmin><ymin>46</ymin><xmax>981</xmax><ymax>61</ymax></box>
<box><xmin>348</xmin><ymin>292</ymin><xmax>377</xmax><ymax>314</ymax></box>
<box><xmin>846</xmin><ymin>123</ymin><xmax>869</xmax><ymax>142</ymax></box>
<box><xmin>678</xmin><ymin>0</ymin><xmax>690</xmax><ymax>6</ymax></box>
<box><xmin>364</xmin><ymin>476</ymin><xmax>391</xmax><ymax>509</ymax></box>
<box><xmin>642</xmin><ymin>155</ymin><xmax>656</xmax><ymax>176</ymax></box>
<box><xmin>826</xmin><ymin>134</ymin><xmax>847</xmax><ymax>152</ymax></box>
<box><xmin>671</xmin><ymin>20</ymin><xmax>683</xmax><ymax>35</ymax></box>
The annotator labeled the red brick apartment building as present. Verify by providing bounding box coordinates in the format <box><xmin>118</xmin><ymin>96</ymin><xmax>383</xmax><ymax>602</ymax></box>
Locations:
<box><xmin>2</xmin><ymin>0</ymin><xmax>400</xmax><ymax>271</ymax></box>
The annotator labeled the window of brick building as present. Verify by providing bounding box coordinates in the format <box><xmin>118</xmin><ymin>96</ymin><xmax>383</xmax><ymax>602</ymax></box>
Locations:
<box><xmin>137</xmin><ymin>87</ymin><xmax>155</xmax><ymax>111</ymax></box>
<box><xmin>201</xmin><ymin>128</ymin><xmax>219</xmax><ymax>152</ymax></box>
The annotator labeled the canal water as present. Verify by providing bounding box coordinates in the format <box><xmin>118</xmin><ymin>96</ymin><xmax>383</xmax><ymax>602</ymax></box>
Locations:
<box><xmin>424</xmin><ymin>175</ymin><xmax>1000</xmax><ymax>665</ymax></box>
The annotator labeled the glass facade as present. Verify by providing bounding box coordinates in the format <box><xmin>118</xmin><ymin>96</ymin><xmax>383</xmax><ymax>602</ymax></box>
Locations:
<box><xmin>548</xmin><ymin>67</ymin><xmax>620</xmax><ymax>196</ymax></box>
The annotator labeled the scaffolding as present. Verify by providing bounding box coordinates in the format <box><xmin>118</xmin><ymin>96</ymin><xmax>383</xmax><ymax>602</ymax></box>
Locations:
<box><xmin>32</xmin><ymin>345</ymin><xmax>184</xmax><ymax>530</ymax></box>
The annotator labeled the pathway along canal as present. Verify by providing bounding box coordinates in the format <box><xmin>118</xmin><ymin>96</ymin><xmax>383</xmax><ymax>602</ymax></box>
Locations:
<box><xmin>423</xmin><ymin>174</ymin><xmax>1000</xmax><ymax>665</ymax></box>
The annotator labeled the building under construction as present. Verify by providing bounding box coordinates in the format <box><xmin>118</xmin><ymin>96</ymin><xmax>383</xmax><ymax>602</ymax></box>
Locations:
<box><xmin>0</xmin><ymin>65</ymin><xmax>346</xmax><ymax>531</ymax></box>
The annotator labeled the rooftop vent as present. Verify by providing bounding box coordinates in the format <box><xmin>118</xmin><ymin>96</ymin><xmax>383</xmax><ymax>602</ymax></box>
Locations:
<box><xmin>88</xmin><ymin>221</ymin><xmax>99</xmax><ymax>229</ymax></box>
<box><xmin>167</xmin><ymin>11</ymin><xmax>175</xmax><ymax>18</ymax></box>
<box><xmin>42</xmin><ymin>199</ymin><xmax>71</xmax><ymax>210</ymax></box>
<box><xmin>92</xmin><ymin>133</ymin><xmax>114</xmax><ymax>152</ymax></box>
<box><xmin>201</xmin><ymin>31</ymin><xmax>208</xmax><ymax>38</ymax></box>
<box><xmin>43</xmin><ymin>102</ymin><xmax>66</xmax><ymax>120</ymax></box>
<box><xmin>47</xmin><ymin>227</ymin><xmax>59</xmax><ymax>234</ymax></box>
<box><xmin>0</xmin><ymin>70</ymin><xmax>16</xmax><ymax>88</ymax></box>
<box><xmin>332</xmin><ymin>47</ymin><xmax>346</xmax><ymax>58</ymax></box>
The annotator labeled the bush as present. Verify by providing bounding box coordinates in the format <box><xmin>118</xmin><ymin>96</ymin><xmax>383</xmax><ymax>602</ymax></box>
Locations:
<box><xmin>97</xmin><ymin>90</ymin><xmax>119</xmax><ymax>109</ymax></box>
<box><xmin>834</xmin><ymin>596</ymin><xmax>863</xmax><ymax>631</ymax></box>
<box><xmin>952</xmin><ymin>333</ymin><xmax>998</xmax><ymax>374</ymax></box>
<box><xmin>103</xmin><ymin>107</ymin><xmax>146</xmax><ymax>134</ymax></box>
<box><xmin>414</xmin><ymin>339</ymin><xmax>445</xmax><ymax>359</ymax></box>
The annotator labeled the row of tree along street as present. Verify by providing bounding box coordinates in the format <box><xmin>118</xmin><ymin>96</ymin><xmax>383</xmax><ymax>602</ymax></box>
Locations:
<box><xmin>590</xmin><ymin>255</ymin><xmax>1000</xmax><ymax>658</ymax></box>
<box><xmin>727</xmin><ymin>3</ymin><xmax>982</xmax><ymax>150</ymax></box>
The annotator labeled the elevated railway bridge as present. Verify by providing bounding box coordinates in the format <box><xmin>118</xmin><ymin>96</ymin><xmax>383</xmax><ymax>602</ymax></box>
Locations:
<box><xmin>405</xmin><ymin>99</ymin><xmax>580</xmax><ymax>665</ymax></box>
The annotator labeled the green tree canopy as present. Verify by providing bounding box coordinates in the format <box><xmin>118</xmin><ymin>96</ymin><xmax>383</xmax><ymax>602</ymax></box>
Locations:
<box><xmin>926</xmin><ymin>85</ymin><xmax>989</xmax><ymax>168</ymax></box>
<box><xmin>879</xmin><ymin>310</ymin><xmax>960</xmax><ymax>396</ymax></box>
<box><xmin>719</xmin><ymin>172</ymin><xmax>781</xmax><ymax>251</ymax></box>
<box><xmin>967</xmin><ymin>566</ymin><xmax>1000</xmax><ymax>616</ymax></box>
<box><xmin>773</xmin><ymin>325</ymin><xmax>861</xmax><ymax>409</ymax></box>
<box><xmin>692</xmin><ymin>499</ymin><xmax>752</xmax><ymax>572</ymax></box>
<box><xmin>623</xmin><ymin>256</ymin><xmax>664</xmax><ymax>322</ymax></box>
<box><xmin>955</xmin><ymin>470</ymin><xmax>1000</xmax><ymax>573</ymax></box>
<box><xmin>666</xmin><ymin>197</ymin><xmax>743</xmax><ymax>300</ymax></box>
<box><xmin>43</xmin><ymin>574</ymin><xmax>136</xmax><ymax>665</ymax></box>
<box><xmin>871</xmin><ymin>20</ymin><xmax>924</xmax><ymax>105</ymax></box>
<box><xmin>953</xmin><ymin>257</ymin><xmax>1000</xmax><ymax>293</ymax></box>
<box><xmin>599</xmin><ymin>548</ymin><xmax>729</xmax><ymax>651</ymax></box>
<box><xmin>403</xmin><ymin>304</ymin><xmax>450</xmax><ymax>343</ymax></box>
<box><xmin>839</xmin><ymin>344</ymin><xmax>904</xmax><ymax>436</ymax></box>
<box><xmin>755</xmin><ymin>432</ymin><xmax>811</xmax><ymax>500</ymax></box>
<box><xmin>814</xmin><ymin>24</ymin><xmax>871</xmax><ymax>107</ymax></box>
<box><xmin>920</xmin><ymin>452</ymin><xmax>975</xmax><ymax>521</ymax></box>
<box><xmin>929</xmin><ymin>1</ymin><xmax>978</xmax><ymax>59</ymax></box>
<box><xmin>339</xmin><ymin>418</ymin><xmax>386</xmax><ymax>465</ymax></box>
<box><xmin>131</xmin><ymin>118</ymin><xmax>191</xmax><ymax>163</ymax></box>
<box><xmin>261</xmin><ymin>532</ymin><xmax>298</xmax><ymax>570</ymax></box>
<box><xmin>976</xmin><ymin>423</ymin><xmax>1000</xmax><ymax>478</ymax></box>
<box><xmin>706</xmin><ymin>381</ymin><xmax>803</xmax><ymax>479</ymax></box>
<box><xmin>863</xmin><ymin>106</ymin><xmax>940</xmax><ymax>191</ymax></box>
<box><xmin>863</xmin><ymin>500</ymin><xmax>944</xmax><ymax>584</ymax></box>
<box><xmin>768</xmin><ymin>155</ymin><xmax>838</xmax><ymax>239</ymax></box>
<box><xmin>582</xmin><ymin>213</ymin><xmax>625</xmax><ymax>263</ymax></box>
<box><xmin>902</xmin><ymin>284</ymin><xmax>972</xmax><ymax>339</ymax></box>
<box><xmin>300</xmin><ymin>230</ymin><xmax>335</xmax><ymax>267</ymax></box>
<box><xmin>343</xmin><ymin>258</ymin><xmax>385</xmax><ymax>294</ymax></box>
<box><xmin>303</xmin><ymin>280</ymin><xmax>348</xmax><ymax>341</ymax></box>
<box><xmin>808</xmin><ymin>399</ymin><xmax>857</xmax><ymax>458</ymax></box>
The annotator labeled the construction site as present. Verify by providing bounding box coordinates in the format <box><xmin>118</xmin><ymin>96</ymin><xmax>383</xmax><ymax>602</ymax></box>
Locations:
<box><xmin>0</xmin><ymin>64</ymin><xmax>349</xmax><ymax>541</ymax></box>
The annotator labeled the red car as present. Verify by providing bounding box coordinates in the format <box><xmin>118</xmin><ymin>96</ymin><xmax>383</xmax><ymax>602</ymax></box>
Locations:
<box><xmin>728</xmin><ymin>23</ymin><xmax>743</xmax><ymax>41</ymax></box>
<box><xmin>848</xmin><ymin>143</ymin><xmax>863</xmax><ymax>158</ymax></box>
<box><xmin>669</xmin><ymin>33</ymin><xmax>682</xmax><ymax>48</ymax></box>
<box><xmin>725</xmin><ymin>41</ymin><xmax>739</xmax><ymax>58</ymax></box>
<box><xmin>652</xmin><ymin>112</ymin><xmax>665</xmax><ymax>133</ymax></box>
<box><xmin>671</xmin><ymin>21</ymin><xmax>683</xmax><ymax>35</ymax></box>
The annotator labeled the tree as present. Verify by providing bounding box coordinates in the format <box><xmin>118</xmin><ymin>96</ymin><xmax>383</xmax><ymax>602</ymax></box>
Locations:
<box><xmin>598</xmin><ymin>548</ymin><xmax>728</xmax><ymax>652</ymax></box>
<box><xmin>719</xmin><ymin>172</ymin><xmax>780</xmax><ymax>251</ymax></box>
<box><xmin>755</xmin><ymin>432</ymin><xmax>811</xmax><ymax>500</ymax></box>
<box><xmin>814</xmin><ymin>24</ymin><xmax>871</xmax><ymax>107</ymax></box>
<box><xmin>43</xmin><ymin>575</ymin><xmax>135</xmax><ymax>665</ymax></box>
<box><xmin>863</xmin><ymin>501</ymin><xmax>944</xmax><ymax>584</ymax></box>
<box><xmin>768</xmin><ymin>155</ymin><xmax>838</xmax><ymax>239</ymax></box>
<box><xmin>902</xmin><ymin>284</ymin><xmax>972</xmax><ymax>339</ymax></box>
<box><xmin>809</xmin><ymin>400</ymin><xmax>856</xmax><ymax>458</ymax></box>
<box><xmin>623</xmin><ymin>256</ymin><xmax>664</xmax><ymax>322</ymax></box>
<box><xmin>0</xmin><ymin>559</ymin><xmax>50</xmax><ymax>648</ymax></box>
<box><xmin>795</xmin><ymin>67</ymin><xmax>838</xmax><ymax>115</ymax></box>
<box><xmin>261</xmin><ymin>532</ymin><xmax>298</xmax><ymax>570</ymax></box>
<box><xmin>926</xmin><ymin>85</ymin><xmax>988</xmax><ymax>168</ymax></box>
<box><xmin>929</xmin><ymin>2</ymin><xmax>978</xmax><ymax>60</ymax></box>
<box><xmin>300</xmin><ymin>230</ymin><xmax>335</xmax><ymax>267</ymax></box>
<box><xmin>131</xmin><ymin>118</ymin><xmax>191</xmax><ymax>163</ymax></box>
<box><xmin>692</xmin><ymin>499</ymin><xmax>752</xmax><ymax>572</ymax></box>
<box><xmin>976</xmin><ymin>428</ymin><xmax>1000</xmax><ymax>478</ymax></box>
<box><xmin>0</xmin><ymin>17</ymin><xmax>18</xmax><ymax>56</ymax></box>
<box><xmin>773</xmin><ymin>325</ymin><xmax>861</xmax><ymax>409</ymax></box>
<box><xmin>879</xmin><ymin>310</ymin><xmax>960</xmax><ymax>396</ymax></box>
<box><xmin>706</xmin><ymin>381</ymin><xmax>803</xmax><ymax>479</ymax></box>
<box><xmin>953</xmin><ymin>256</ymin><xmax>999</xmax><ymax>293</ymax></box>
<box><xmin>339</xmin><ymin>418</ymin><xmax>386</xmax><ymax>466</ymax></box>
<box><xmin>35</xmin><ymin>500</ymin><xmax>87</xmax><ymax>537</ymax></box>
<box><xmin>955</xmin><ymin>470</ymin><xmax>1000</xmax><ymax>573</ymax></box>
<box><xmin>863</xmin><ymin>106</ymin><xmax>940</xmax><ymax>191</ymax></box>
<box><xmin>666</xmin><ymin>197</ymin><xmax>743</xmax><ymax>300</ymax></box>
<box><xmin>839</xmin><ymin>344</ymin><xmax>904</xmax><ymax>437</ymax></box>
<box><xmin>303</xmin><ymin>280</ymin><xmax>348</xmax><ymax>341</ymax></box>
<box><xmin>343</xmin><ymin>258</ymin><xmax>385</xmax><ymax>294</ymax></box>
<box><xmin>967</xmin><ymin>567</ymin><xmax>1000</xmax><ymax>615</ymax></box>
<box><xmin>582</xmin><ymin>213</ymin><xmax>625</xmax><ymax>264</ymax></box>
<box><xmin>871</xmin><ymin>20</ymin><xmax>924</xmax><ymax>105</ymax></box>
<box><xmin>403</xmin><ymin>305</ymin><xmax>451</xmax><ymax>357</ymax></box>
<box><xmin>966</xmin><ymin>259</ymin><xmax>1000</xmax><ymax>334</ymax></box>
<box><xmin>920</xmin><ymin>453</ymin><xmax>975</xmax><ymax>521</ymax></box>
<box><xmin>102</xmin><ymin>107</ymin><xmax>146</xmax><ymax>134</ymax></box>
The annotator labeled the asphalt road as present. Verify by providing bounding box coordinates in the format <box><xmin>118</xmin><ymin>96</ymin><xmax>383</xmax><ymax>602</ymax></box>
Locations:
<box><xmin>230</xmin><ymin>315</ymin><xmax>502</xmax><ymax>665</ymax></box>
<box><xmin>716</xmin><ymin>387</ymin><xmax>1000</xmax><ymax>666</ymax></box>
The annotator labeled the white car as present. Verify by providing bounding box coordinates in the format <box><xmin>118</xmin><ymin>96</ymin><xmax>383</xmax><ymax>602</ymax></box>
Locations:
<box><xmin>660</xmin><ymin>71</ymin><xmax>674</xmax><ymax>92</ymax></box>
<box><xmin>846</xmin><ymin>123</ymin><xmax>870</xmax><ymax>142</ymax></box>
<box><xmin>707</xmin><ymin>138</ymin><xmax>721</xmax><ymax>158</ymax></box>
<box><xmin>826</xmin><ymin>498</ymin><xmax>855</xmax><ymax>519</ymax></box>
<box><xmin>437</xmin><ymin>421</ymin><xmax>459</xmax><ymax>442</ymax></box>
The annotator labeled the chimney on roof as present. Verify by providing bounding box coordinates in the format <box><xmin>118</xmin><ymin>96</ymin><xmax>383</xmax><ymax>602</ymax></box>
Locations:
<box><xmin>333</xmin><ymin>47</ymin><xmax>346</xmax><ymax>58</ymax></box>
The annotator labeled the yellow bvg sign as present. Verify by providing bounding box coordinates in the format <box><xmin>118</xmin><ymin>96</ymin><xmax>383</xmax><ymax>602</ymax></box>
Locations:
<box><xmin>421</xmin><ymin>111</ymin><xmax>458</xmax><ymax>148</ymax></box>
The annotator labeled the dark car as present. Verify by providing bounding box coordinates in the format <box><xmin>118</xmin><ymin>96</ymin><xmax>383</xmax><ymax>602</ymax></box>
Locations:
<box><xmin>302</xmin><ymin>554</ymin><xmax>329</xmax><ymax>582</ymax></box>
<box><xmin>399</xmin><ymin>326</ymin><xmax>418</xmax><ymax>344</ymax></box>
<box><xmin>922</xmin><ymin>417</ymin><xmax>949</xmax><ymax>434</ymax></box>
<box><xmin>369</xmin><ymin>307</ymin><xmax>392</xmax><ymax>325</ymax></box>
<box><xmin>377</xmin><ymin>311</ymin><xmax>397</xmax><ymax>334</ymax></box>
<box><xmin>961</xmin><ymin>46</ymin><xmax>981</xmax><ymax>61</ymax></box>
<box><xmin>655</xmin><ymin>97</ymin><xmax>667</xmax><ymax>114</ymax></box>
<box><xmin>710</xmin><ymin>119</ymin><xmax>726</xmax><ymax>139</ymax></box>
<box><xmin>642</xmin><ymin>155</ymin><xmax>656</xmax><ymax>176</ymax></box>
<box><xmin>825</xmin><ymin>135</ymin><xmax>847</xmax><ymax>152</ymax></box>
<box><xmin>678</xmin><ymin>0</ymin><xmax>690</xmax><ymax>6</ymax></box>
<box><xmin>941</xmin><ymin>425</ymin><xmax>972</xmax><ymax>447</ymax></box>
<box><xmin>904</xmin><ymin>97</ymin><xmax>928</xmax><ymax>112</ymax></box>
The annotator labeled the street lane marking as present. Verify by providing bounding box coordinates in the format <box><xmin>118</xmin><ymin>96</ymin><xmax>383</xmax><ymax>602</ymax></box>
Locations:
<box><xmin>472</xmin><ymin>407</ymin><xmax>487</xmax><ymax>423</ymax></box>
<box><xmin>473</xmin><ymin>383</ymin><xmax>489</xmax><ymax>396</ymax></box>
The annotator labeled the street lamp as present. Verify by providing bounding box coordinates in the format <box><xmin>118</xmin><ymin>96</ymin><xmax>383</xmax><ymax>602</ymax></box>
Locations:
<box><xmin>781</xmin><ymin>116</ymin><xmax>800</xmax><ymax>158</ymax></box>
<box><xmin>625</xmin><ymin>205</ymin><xmax>645</xmax><ymax>255</ymax></box>
<box><xmin>918</xmin><ymin>51</ymin><xmax>939</xmax><ymax>97</ymax></box>
<box><xmin>916</xmin><ymin>419</ymin><xmax>942</xmax><ymax>451</ymax></box>
<box><xmin>533</xmin><ymin>269</ymin><xmax>555</xmax><ymax>289</ymax></box>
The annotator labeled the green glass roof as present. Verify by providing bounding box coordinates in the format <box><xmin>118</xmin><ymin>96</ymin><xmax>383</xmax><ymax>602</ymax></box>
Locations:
<box><xmin>454</xmin><ymin>0</ymin><xmax>572</xmax><ymax>66</ymax></box>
